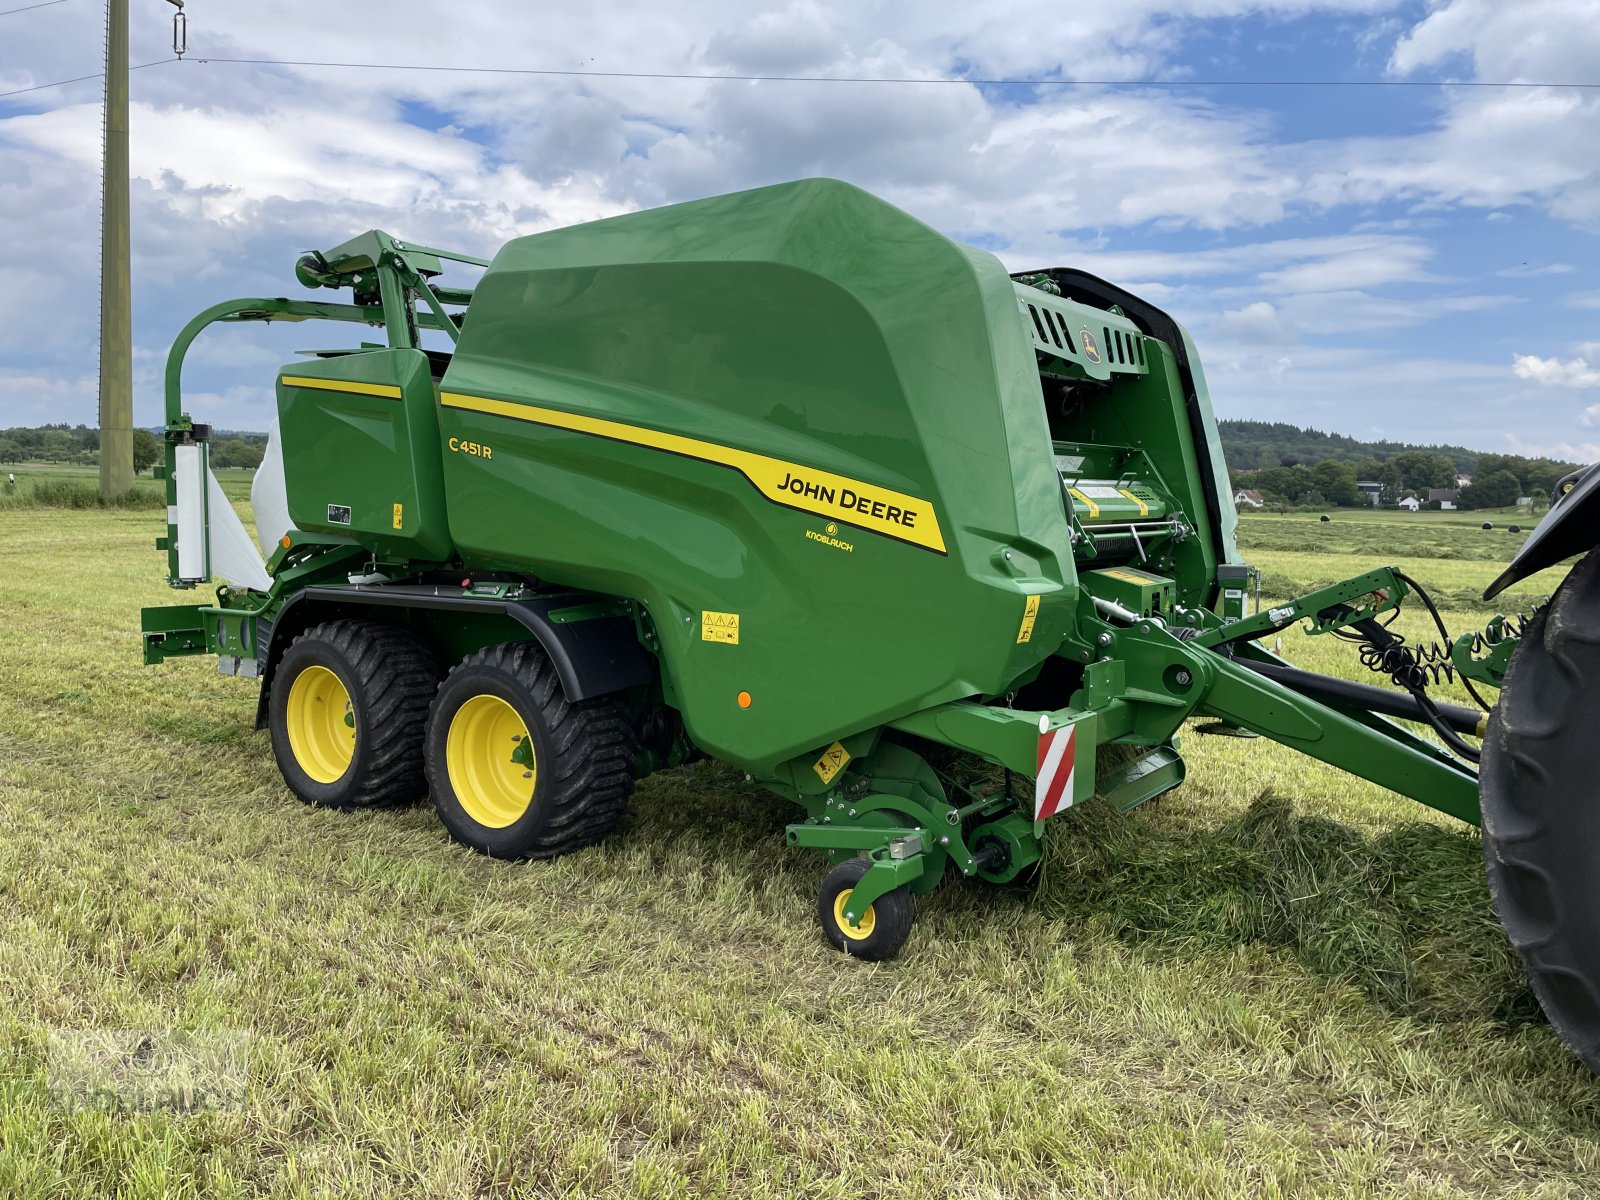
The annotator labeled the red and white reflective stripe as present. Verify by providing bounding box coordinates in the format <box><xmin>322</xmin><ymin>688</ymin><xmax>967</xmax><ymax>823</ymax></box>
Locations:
<box><xmin>1035</xmin><ymin>725</ymin><xmax>1077</xmax><ymax>821</ymax></box>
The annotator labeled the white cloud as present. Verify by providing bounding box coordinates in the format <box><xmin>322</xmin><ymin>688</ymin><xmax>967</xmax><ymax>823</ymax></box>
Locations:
<box><xmin>1215</xmin><ymin>301</ymin><xmax>1298</xmax><ymax>344</ymax></box>
<box><xmin>0</xmin><ymin>0</ymin><xmax>1596</xmax><ymax>453</ymax></box>
<box><xmin>1496</xmin><ymin>262</ymin><xmax>1574</xmax><ymax>278</ymax></box>
<box><xmin>1381</xmin><ymin>1</ymin><xmax>1600</xmax><ymax>222</ymax></box>
<box><xmin>1277</xmin><ymin>290</ymin><xmax>1506</xmax><ymax>335</ymax></box>
<box><xmin>1513</xmin><ymin>354</ymin><xmax>1600</xmax><ymax>388</ymax></box>
<box><xmin>1389</xmin><ymin>0</ymin><xmax>1600</xmax><ymax>84</ymax></box>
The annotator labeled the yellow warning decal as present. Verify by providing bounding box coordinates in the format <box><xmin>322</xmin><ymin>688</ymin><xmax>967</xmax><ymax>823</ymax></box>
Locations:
<box><xmin>280</xmin><ymin>375</ymin><xmax>403</xmax><ymax>400</ymax></box>
<box><xmin>392</xmin><ymin>502</ymin><xmax>404</xmax><ymax>530</ymax></box>
<box><xmin>439</xmin><ymin>391</ymin><xmax>946</xmax><ymax>554</ymax></box>
<box><xmin>1119</xmin><ymin>488</ymin><xmax>1150</xmax><ymax>516</ymax></box>
<box><xmin>701</xmin><ymin>611</ymin><xmax>740</xmax><ymax>644</ymax></box>
<box><xmin>813</xmin><ymin>741</ymin><xmax>851</xmax><ymax>784</ymax></box>
<box><xmin>1068</xmin><ymin>487</ymin><xmax>1099</xmax><ymax>518</ymax></box>
<box><xmin>1017</xmin><ymin>594</ymin><xmax>1040</xmax><ymax>644</ymax></box>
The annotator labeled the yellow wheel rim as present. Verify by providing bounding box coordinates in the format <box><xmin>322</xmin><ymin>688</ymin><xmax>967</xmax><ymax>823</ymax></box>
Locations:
<box><xmin>446</xmin><ymin>694</ymin><xmax>537</xmax><ymax>829</ymax></box>
<box><xmin>285</xmin><ymin>664</ymin><xmax>356</xmax><ymax>784</ymax></box>
<box><xmin>832</xmin><ymin>889</ymin><xmax>877</xmax><ymax>941</ymax></box>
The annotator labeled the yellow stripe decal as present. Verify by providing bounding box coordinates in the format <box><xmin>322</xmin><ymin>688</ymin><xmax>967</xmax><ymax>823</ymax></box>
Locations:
<box><xmin>439</xmin><ymin>391</ymin><xmax>947</xmax><ymax>554</ymax></box>
<box><xmin>280</xmin><ymin>375</ymin><xmax>404</xmax><ymax>400</ymax></box>
<box><xmin>1068</xmin><ymin>487</ymin><xmax>1099</xmax><ymax>519</ymax></box>
<box><xmin>1119</xmin><ymin>487</ymin><xmax>1150</xmax><ymax>516</ymax></box>
<box><xmin>1096</xmin><ymin>568</ymin><xmax>1157</xmax><ymax>585</ymax></box>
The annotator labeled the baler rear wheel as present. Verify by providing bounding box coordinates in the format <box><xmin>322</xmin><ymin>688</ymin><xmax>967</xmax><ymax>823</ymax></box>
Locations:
<box><xmin>818</xmin><ymin>857</ymin><xmax>914</xmax><ymax>961</ymax></box>
<box><xmin>268</xmin><ymin>620</ymin><xmax>438</xmax><ymax>810</ymax></box>
<box><xmin>425</xmin><ymin>642</ymin><xmax>635</xmax><ymax>859</ymax></box>
<box><xmin>1481</xmin><ymin>547</ymin><xmax>1600</xmax><ymax>1071</ymax></box>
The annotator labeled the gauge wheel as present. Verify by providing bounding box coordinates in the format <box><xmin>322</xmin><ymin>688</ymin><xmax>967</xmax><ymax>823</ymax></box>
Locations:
<box><xmin>818</xmin><ymin>857</ymin><xmax>915</xmax><ymax>961</ymax></box>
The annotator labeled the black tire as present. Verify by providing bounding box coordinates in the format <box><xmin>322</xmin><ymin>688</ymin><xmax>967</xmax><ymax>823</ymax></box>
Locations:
<box><xmin>818</xmin><ymin>857</ymin><xmax>915</xmax><ymax>961</ymax></box>
<box><xmin>425</xmin><ymin>641</ymin><xmax>634</xmax><ymax>859</ymax></box>
<box><xmin>268</xmin><ymin>620</ymin><xmax>438</xmax><ymax>810</ymax></box>
<box><xmin>1482</xmin><ymin>547</ymin><xmax>1600</xmax><ymax>1071</ymax></box>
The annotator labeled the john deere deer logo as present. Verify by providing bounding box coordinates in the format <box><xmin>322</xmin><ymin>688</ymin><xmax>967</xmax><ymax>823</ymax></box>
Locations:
<box><xmin>1079</xmin><ymin>329</ymin><xmax>1101</xmax><ymax>364</ymax></box>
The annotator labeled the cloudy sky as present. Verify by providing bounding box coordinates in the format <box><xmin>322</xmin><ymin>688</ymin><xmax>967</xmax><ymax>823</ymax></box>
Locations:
<box><xmin>2</xmin><ymin>0</ymin><xmax>1598</xmax><ymax>458</ymax></box>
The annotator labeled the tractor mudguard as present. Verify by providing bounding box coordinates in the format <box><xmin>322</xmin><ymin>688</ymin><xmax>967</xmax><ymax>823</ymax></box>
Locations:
<box><xmin>1485</xmin><ymin>463</ymin><xmax>1600</xmax><ymax>600</ymax></box>
<box><xmin>252</xmin><ymin>584</ymin><xmax>655</xmax><ymax>729</ymax></box>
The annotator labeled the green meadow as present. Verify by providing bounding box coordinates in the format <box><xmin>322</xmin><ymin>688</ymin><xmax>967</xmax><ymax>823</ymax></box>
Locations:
<box><xmin>0</xmin><ymin>498</ymin><xmax>1595</xmax><ymax>1199</ymax></box>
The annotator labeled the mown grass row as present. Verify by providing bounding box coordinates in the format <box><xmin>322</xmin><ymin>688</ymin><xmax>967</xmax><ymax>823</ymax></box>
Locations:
<box><xmin>0</xmin><ymin>507</ymin><xmax>1596</xmax><ymax>1197</ymax></box>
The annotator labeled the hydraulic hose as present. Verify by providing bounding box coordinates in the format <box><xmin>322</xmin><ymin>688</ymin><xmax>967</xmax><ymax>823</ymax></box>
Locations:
<box><xmin>1234</xmin><ymin>656</ymin><xmax>1484</xmax><ymax>738</ymax></box>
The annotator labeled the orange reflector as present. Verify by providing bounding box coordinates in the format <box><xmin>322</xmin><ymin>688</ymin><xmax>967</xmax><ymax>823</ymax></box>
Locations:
<box><xmin>280</xmin><ymin>535</ymin><xmax>291</xmax><ymax>548</ymax></box>
<box><xmin>736</xmin><ymin>691</ymin><xmax>752</xmax><ymax>709</ymax></box>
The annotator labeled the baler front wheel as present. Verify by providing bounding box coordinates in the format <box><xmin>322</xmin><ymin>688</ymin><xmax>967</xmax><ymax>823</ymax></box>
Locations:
<box><xmin>818</xmin><ymin>858</ymin><xmax>914</xmax><ymax>961</ymax></box>
<box><xmin>1481</xmin><ymin>547</ymin><xmax>1600</xmax><ymax>1071</ymax></box>
<box><xmin>425</xmin><ymin>642</ymin><xmax>634</xmax><ymax>860</ymax></box>
<box><xmin>268</xmin><ymin>621</ymin><xmax>438</xmax><ymax>810</ymax></box>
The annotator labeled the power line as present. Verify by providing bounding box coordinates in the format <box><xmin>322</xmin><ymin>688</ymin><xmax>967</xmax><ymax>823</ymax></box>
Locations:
<box><xmin>0</xmin><ymin>55</ymin><xmax>175</xmax><ymax>99</ymax></box>
<box><xmin>197</xmin><ymin>55</ymin><xmax>1600</xmax><ymax>90</ymax></box>
<box><xmin>5</xmin><ymin>49</ymin><xmax>1594</xmax><ymax>104</ymax></box>
<box><xmin>0</xmin><ymin>0</ymin><xmax>68</xmax><ymax>17</ymax></box>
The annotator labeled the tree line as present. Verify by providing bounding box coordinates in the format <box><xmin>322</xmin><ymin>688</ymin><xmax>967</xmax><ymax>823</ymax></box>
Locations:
<box><xmin>1218</xmin><ymin>419</ymin><xmax>1481</xmax><ymax>473</ymax></box>
<box><xmin>1232</xmin><ymin>451</ymin><xmax>1575</xmax><ymax>512</ymax></box>
<box><xmin>0</xmin><ymin>420</ymin><xmax>1579</xmax><ymax>510</ymax></box>
<box><xmin>0</xmin><ymin>425</ymin><xmax>267</xmax><ymax>471</ymax></box>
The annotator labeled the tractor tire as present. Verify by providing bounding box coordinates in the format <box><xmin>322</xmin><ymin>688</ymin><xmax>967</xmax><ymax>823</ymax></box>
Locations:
<box><xmin>425</xmin><ymin>642</ymin><xmax>635</xmax><ymax>859</ymax></box>
<box><xmin>1481</xmin><ymin>547</ymin><xmax>1600</xmax><ymax>1071</ymax></box>
<box><xmin>818</xmin><ymin>857</ymin><xmax>915</xmax><ymax>962</ymax></box>
<box><xmin>269</xmin><ymin>620</ymin><xmax>438</xmax><ymax>810</ymax></box>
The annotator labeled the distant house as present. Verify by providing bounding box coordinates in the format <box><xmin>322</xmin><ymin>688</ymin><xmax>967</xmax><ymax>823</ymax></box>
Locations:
<box><xmin>1427</xmin><ymin>488</ymin><xmax>1461</xmax><ymax>511</ymax></box>
<box><xmin>1355</xmin><ymin>480</ymin><xmax>1382</xmax><ymax>507</ymax></box>
<box><xmin>1398</xmin><ymin>495</ymin><xmax>1421</xmax><ymax>512</ymax></box>
<box><xmin>1456</xmin><ymin>473</ymin><xmax>1473</xmax><ymax>488</ymax></box>
<box><xmin>1233</xmin><ymin>488</ymin><xmax>1265</xmax><ymax>509</ymax></box>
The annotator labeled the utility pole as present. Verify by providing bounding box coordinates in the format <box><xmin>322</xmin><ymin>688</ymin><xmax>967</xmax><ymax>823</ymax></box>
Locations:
<box><xmin>98</xmin><ymin>0</ymin><xmax>132</xmax><ymax>498</ymax></box>
<box><xmin>98</xmin><ymin>0</ymin><xmax>184</xmax><ymax>499</ymax></box>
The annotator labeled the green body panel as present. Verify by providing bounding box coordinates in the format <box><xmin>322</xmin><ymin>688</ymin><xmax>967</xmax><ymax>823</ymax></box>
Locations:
<box><xmin>436</xmin><ymin>179</ymin><xmax>1076</xmax><ymax>772</ymax></box>
<box><xmin>275</xmin><ymin>349</ymin><xmax>451</xmax><ymax>560</ymax></box>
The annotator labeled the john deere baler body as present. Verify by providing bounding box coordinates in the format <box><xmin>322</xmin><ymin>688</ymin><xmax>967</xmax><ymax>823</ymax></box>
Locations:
<box><xmin>151</xmin><ymin>176</ymin><xmax>1561</xmax><ymax>1034</ymax></box>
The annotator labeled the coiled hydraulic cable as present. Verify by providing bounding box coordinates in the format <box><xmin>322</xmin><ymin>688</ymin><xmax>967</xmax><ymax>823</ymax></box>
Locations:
<box><xmin>1357</xmin><ymin>607</ymin><xmax>1534</xmax><ymax>695</ymax></box>
<box><xmin>1334</xmin><ymin>572</ymin><xmax>1541</xmax><ymax>764</ymax></box>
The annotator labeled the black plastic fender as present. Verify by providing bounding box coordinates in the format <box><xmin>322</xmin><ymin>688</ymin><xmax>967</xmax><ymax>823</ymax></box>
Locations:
<box><xmin>252</xmin><ymin>585</ymin><xmax>656</xmax><ymax>729</ymax></box>
<box><xmin>1484</xmin><ymin>463</ymin><xmax>1600</xmax><ymax>600</ymax></box>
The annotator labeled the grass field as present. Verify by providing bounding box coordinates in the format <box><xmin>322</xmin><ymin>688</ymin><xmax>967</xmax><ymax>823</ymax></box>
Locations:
<box><xmin>3</xmin><ymin>500</ymin><xmax>1599</xmax><ymax>1198</ymax></box>
<box><xmin>0</xmin><ymin>463</ymin><xmax>256</xmax><ymax>510</ymax></box>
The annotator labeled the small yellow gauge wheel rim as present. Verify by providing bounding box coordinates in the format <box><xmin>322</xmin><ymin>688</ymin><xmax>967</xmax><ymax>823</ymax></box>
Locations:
<box><xmin>447</xmin><ymin>694</ymin><xmax>537</xmax><ymax>829</ymax></box>
<box><xmin>832</xmin><ymin>889</ymin><xmax>877</xmax><ymax>941</ymax></box>
<box><xmin>285</xmin><ymin>664</ymin><xmax>356</xmax><ymax>784</ymax></box>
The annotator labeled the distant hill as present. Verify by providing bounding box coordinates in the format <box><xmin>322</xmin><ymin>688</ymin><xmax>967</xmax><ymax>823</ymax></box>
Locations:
<box><xmin>1217</xmin><ymin>420</ymin><xmax>1484</xmax><ymax>473</ymax></box>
